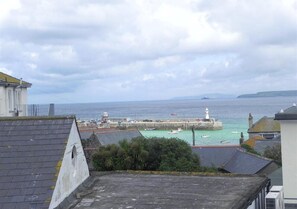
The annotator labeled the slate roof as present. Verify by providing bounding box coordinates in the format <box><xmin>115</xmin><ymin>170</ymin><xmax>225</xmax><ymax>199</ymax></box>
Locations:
<box><xmin>275</xmin><ymin>105</ymin><xmax>297</xmax><ymax>120</ymax></box>
<box><xmin>254</xmin><ymin>137</ymin><xmax>281</xmax><ymax>154</ymax></box>
<box><xmin>222</xmin><ymin>149</ymin><xmax>273</xmax><ymax>174</ymax></box>
<box><xmin>191</xmin><ymin>146</ymin><xmax>239</xmax><ymax>167</ymax></box>
<box><xmin>72</xmin><ymin>172</ymin><xmax>269</xmax><ymax>209</ymax></box>
<box><xmin>0</xmin><ymin>116</ymin><xmax>75</xmax><ymax>209</ymax></box>
<box><xmin>0</xmin><ymin>72</ymin><xmax>31</xmax><ymax>88</ymax></box>
<box><xmin>94</xmin><ymin>129</ymin><xmax>142</xmax><ymax>146</ymax></box>
<box><xmin>192</xmin><ymin>146</ymin><xmax>275</xmax><ymax>174</ymax></box>
<box><xmin>248</xmin><ymin>116</ymin><xmax>280</xmax><ymax>133</ymax></box>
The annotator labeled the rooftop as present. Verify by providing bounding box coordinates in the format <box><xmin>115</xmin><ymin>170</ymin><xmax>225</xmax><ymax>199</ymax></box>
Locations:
<box><xmin>248</xmin><ymin>116</ymin><xmax>280</xmax><ymax>133</ymax></box>
<box><xmin>275</xmin><ymin>105</ymin><xmax>297</xmax><ymax>120</ymax></box>
<box><xmin>72</xmin><ymin>172</ymin><xmax>268</xmax><ymax>209</ymax></box>
<box><xmin>0</xmin><ymin>116</ymin><xmax>75</xmax><ymax>209</ymax></box>
<box><xmin>0</xmin><ymin>72</ymin><xmax>32</xmax><ymax>88</ymax></box>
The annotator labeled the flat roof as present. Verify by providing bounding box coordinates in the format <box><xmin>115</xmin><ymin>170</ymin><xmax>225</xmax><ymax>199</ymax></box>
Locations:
<box><xmin>72</xmin><ymin>172</ymin><xmax>268</xmax><ymax>209</ymax></box>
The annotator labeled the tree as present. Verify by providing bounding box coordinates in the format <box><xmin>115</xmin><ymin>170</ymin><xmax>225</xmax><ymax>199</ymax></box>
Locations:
<box><xmin>263</xmin><ymin>144</ymin><xmax>282</xmax><ymax>165</ymax></box>
<box><xmin>92</xmin><ymin>137</ymin><xmax>201</xmax><ymax>172</ymax></box>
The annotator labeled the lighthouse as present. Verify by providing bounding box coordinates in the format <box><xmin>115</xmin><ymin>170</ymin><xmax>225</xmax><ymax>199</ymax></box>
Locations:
<box><xmin>205</xmin><ymin>108</ymin><xmax>210</xmax><ymax>120</ymax></box>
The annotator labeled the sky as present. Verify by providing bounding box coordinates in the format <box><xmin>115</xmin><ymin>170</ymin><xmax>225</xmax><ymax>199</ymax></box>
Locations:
<box><xmin>0</xmin><ymin>0</ymin><xmax>296</xmax><ymax>104</ymax></box>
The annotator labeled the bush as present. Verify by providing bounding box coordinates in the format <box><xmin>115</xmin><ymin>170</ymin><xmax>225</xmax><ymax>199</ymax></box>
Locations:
<box><xmin>92</xmin><ymin>137</ymin><xmax>201</xmax><ymax>172</ymax></box>
<box><xmin>263</xmin><ymin>144</ymin><xmax>282</xmax><ymax>165</ymax></box>
<box><xmin>241</xmin><ymin>144</ymin><xmax>260</xmax><ymax>155</ymax></box>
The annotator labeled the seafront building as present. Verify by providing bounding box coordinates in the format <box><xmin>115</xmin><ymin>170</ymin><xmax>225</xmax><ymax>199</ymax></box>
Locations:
<box><xmin>0</xmin><ymin>72</ymin><xmax>31</xmax><ymax>117</ymax></box>
<box><xmin>275</xmin><ymin>104</ymin><xmax>297</xmax><ymax>206</ymax></box>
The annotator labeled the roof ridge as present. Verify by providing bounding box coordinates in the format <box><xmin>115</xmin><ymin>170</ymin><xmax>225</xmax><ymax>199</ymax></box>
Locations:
<box><xmin>0</xmin><ymin>115</ymin><xmax>76</xmax><ymax>121</ymax></box>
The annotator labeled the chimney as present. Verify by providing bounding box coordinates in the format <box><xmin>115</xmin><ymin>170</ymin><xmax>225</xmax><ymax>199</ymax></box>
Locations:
<box><xmin>248</xmin><ymin>113</ymin><xmax>253</xmax><ymax>128</ymax></box>
<box><xmin>48</xmin><ymin>103</ymin><xmax>55</xmax><ymax>116</ymax></box>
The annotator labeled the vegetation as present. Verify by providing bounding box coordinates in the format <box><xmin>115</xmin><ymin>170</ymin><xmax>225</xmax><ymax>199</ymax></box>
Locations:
<box><xmin>263</xmin><ymin>144</ymin><xmax>282</xmax><ymax>165</ymax></box>
<box><xmin>240</xmin><ymin>144</ymin><xmax>260</xmax><ymax>155</ymax></box>
<box><xmin>92</xmin><ymin>137</ymin><xmax>202</xmax><ymax>172</ymax></box>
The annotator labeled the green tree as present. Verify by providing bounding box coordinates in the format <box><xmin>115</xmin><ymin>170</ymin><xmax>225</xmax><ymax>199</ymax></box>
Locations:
<box><xmin>92</xmin><ymin>136</ymin><xmax>201</xmax><ymax>172</ymax></box>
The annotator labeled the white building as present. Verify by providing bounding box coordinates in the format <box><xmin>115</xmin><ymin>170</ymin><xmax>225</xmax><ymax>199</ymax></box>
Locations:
<box><xmin>275</xmin><ymin>104</ymin><xmax>297</xmax><ymax>206</ymax></box>
<box><xmin>0</xmin><ymin>72</ymin><xmax>31</xmax><ymax>116</ymax></box>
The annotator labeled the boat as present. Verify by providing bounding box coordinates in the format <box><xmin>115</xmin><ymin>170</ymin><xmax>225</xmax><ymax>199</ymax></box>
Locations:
<box><xmin>177</xmin><ymin>128</ymin><xmax>183</xmax><ymax>132</ymax></box>
<box><xmin>144</xmin><ymin>128</ymin><xmax>156</xmax><ymax>131</ymax></box>
<box><xmin>220</xmin><ymin>140</ymin><xmax>230</xmax><ymax>144</ymax></box>
<box><xmin>231</xmin><ymin>131</ymin><xmax>240</xmax><ymax>134</ymax></box>
<box><xmin>168</xmin><ymin>130</ymin><xmax>178</xmax><ymax>134</ymax></box>
<box><xmin>201</xmin><ymin>135</ymin><xmax>210</xmax><ymax>138</ymax></box>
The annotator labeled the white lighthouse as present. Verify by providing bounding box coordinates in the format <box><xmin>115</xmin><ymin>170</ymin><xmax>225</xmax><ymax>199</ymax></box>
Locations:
<box><xmin>205</xmin><ymin>108</ymin><xmax>210</xmax><ymax>120</ymax></box>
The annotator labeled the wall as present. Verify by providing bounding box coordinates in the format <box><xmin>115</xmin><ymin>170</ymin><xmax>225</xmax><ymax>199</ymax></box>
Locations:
<box><xmin>0</xmin><ymin>86</ymin><xmax>28</xmax><ymax>116</ymax></box>
<box><xmin>49</xmin><ymin>121</ymin><xmax>90</xmax><ymax>209</ymax></box>
<box><xmin>280</xmin><ymin>120</ymin><xmax>297</xmax><ymax>204</ymax></box>
<box><xmin>0</xmin><ymin>87</ymin><xmax>5</xmax><ymax>116</ymax></box>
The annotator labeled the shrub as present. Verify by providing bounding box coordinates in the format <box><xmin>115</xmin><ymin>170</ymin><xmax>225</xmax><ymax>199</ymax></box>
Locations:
<box><xmin>92</xmin><ymin>137</ymin><xmax>201</xmax><ymax>172</ymax></box>
<box><xmin>263</xmin><ymin>144</ymin><xmax>282</xmax><ymax>165</ymax></box>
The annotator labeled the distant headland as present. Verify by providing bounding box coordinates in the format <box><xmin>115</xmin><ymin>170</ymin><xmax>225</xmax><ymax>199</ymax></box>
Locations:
<box><xmin>237</xmin><ymin>90</ymin><xmax>297</xmax><ymax>98</ymax></box>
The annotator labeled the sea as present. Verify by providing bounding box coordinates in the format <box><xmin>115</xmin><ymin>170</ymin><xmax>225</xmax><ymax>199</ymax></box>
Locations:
<box><xmin>35</xmin><ymin>96</ymin><xmax>296</xmax><ymax>146</ymax></box>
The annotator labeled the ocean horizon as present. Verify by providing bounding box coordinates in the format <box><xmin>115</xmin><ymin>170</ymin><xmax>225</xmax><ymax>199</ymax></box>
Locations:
<box><xmin>32</xmin><ymin>96</ymin><xmax>296</xmax><ymax>146</ymax></box>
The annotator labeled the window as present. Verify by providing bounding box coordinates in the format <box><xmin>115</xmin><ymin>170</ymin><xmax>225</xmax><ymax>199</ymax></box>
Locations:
<box><xmin>71</xmin><ymin>145</ymin><xmax>78</xmax><ymax>177</ymax></box>
<box><xmin>71</xmin><ymin>145</ymin><xmax>77</xmax><ymax>166</ymax></box>
<box><xmin>8</xmin><ymin>89</ymin><xmax>13</xmax><ymax>111</ymax></box>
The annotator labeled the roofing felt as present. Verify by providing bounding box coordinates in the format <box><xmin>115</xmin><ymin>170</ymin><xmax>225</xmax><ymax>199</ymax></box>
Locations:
<box><xmin>275</xmin><ymin>105</ymin><xmax>297</xmax><ymax>120</ymax></box>
<box><xmin>0</xmin><ymin>72</ymin><xmax>31</xmax><ymax>87</ymax></box>
<box><xmin>0</xmin><ymin>116</ymin><xmax>75</xmax><ymax>209</ymax></box>
<box><xmin>248</xmin><ymin>116</ymin><xmax>280</xmax><ymax>133</ymax></box>
<box><xmin>94</xmin><ymin>129</ymin><xmax>142</xmax><ymax>145</ymax></box>
<box><xmin>72</xmin><ymin>172</ymin><xmax>269</xmax><ymax>209</ymax></box>
<box><xmin>222</xmin><ymin>150</ymin><xmax>272</xmax><ymax>174</ymax></box>
<box><xmin>191</xmin><ymin>146</ymin><xmax>239</xmax><ymax>167</ymax></box>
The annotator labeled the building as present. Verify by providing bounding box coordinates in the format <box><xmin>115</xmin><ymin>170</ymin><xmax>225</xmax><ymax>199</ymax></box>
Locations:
<box><xmin>0</xmin><ymin>72</ymin><xmax>32</xmax><ymax>117</ymax></box>
<box><xmin>0</xmin><ymin>116</ymin><xmax>90</xmax><ymax>209</ymax></box>
<box><xmin>248</xmin><ymin>116</ymin><xmax>280</xmax><ymax>139</ymax></box>
<box><xmin>275</xmin><ymin>104</ymin><xmax>297</xmax><ymax>206</ymax></box>
<box><xmin>70</xmin><ymin>172</ymin><xmax>269</xmax><ymax>209</ymax></box>
<box><xmin>192</xmin><ymin>146</ymin><xmax>278</xmax><ymax>175</ymax></box>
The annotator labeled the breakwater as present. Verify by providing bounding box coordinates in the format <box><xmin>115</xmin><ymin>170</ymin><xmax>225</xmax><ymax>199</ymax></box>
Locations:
<box><xmin>108</xmin><ymin>119</ymin><xmax>223</xmax><ymax>130</ymax></box>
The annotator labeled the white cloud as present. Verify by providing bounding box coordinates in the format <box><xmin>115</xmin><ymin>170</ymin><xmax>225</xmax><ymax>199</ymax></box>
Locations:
<box><xmin>0</xmin><ymin>0</ymin><xmax>296</xmax><ymax>103</ymax></box>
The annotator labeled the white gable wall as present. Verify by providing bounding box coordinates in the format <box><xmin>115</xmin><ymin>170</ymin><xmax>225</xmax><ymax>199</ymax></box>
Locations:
<box><xmin>49</xmin><ymin>121</ymin><xmax>90</xmax><ymax>209</ymax></box>
<box><xmin>279</xmin><ymin>120</ymin><xmax>297</xmax><ymax>204</ymax></box>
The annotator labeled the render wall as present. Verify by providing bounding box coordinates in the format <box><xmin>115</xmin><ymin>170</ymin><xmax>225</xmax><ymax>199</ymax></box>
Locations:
<box><xmin>49</xmin><ymin>121</ymin><xmax>90</xmax><ymax>209</ymax></box>
<box><xmin>280</xmin><ymin>120</ymin><xmax>297</xmax><ymax>204</ymax></box>
<box><xmin>0</xmin><ymin>87</ymin><xmax>5</xmax><ymax>116</ymax></box>
<box><xmin>0</xmin><ymin>86</ymin><xmax>28</xmax><ymax>116</ymax></box>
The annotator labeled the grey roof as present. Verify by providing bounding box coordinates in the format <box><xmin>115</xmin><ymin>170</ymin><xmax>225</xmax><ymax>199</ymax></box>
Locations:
<box><xmin>222</xmin><ymin>150</ymin><xmax>273</xmax><ymax>174</ymax></box>
<box><xmin>275</xmin><ymin>105</ymin><xmax>297</xmax><ymax>120</ymax></box>
<box><xmin>192</xmin><ymin>146</ymin><xmax>274</xmax><ymax>174</ymax></box>
<box><xmin>72</xmin><ymin>172</ymin><xmax>269</xmax><ymax>209</ymax></box>
<box><xmin>191</xmin><ymin>146</ymin><xmax>238</xmax><ymax>167</ymax></box>
<box><xmin>79</xmin><ymin>131</ymin><xmax>94</xmax><ymax>140</ymax></box>
<box><xmin>248</xmin><ymin>116</ymin><xmax>280</xmax><ymax>133</ymax></box>
<box><xmin>0</xmin><ymin>116</ymin><xmax>74</xmax><ymax>209</ymax></box>
<box><xmin>254</xmin><ymin>138</ymin><xmax>281</xmax><ymax>154</ymax></box>
<box><xmin>95</xmin><ymin>129</ymin><xmax>142</xmax><ymax>146</ymax></box>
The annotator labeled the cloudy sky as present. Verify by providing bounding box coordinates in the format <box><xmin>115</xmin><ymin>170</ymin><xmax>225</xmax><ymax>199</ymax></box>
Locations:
<box><xmin>0</xmin><ymin>0</ymin><xmax>296</xmax><ymax>104</ymax></box>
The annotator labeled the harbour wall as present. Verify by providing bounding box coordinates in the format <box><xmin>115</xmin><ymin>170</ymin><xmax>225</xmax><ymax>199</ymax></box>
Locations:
<box><xmin>109</xmin><ymin>121</ymin><xmax>223</xmax><ymax>130</ymax></box>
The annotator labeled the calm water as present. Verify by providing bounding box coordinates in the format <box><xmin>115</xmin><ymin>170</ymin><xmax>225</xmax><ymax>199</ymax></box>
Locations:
<box><xmin>35</xmin><ymin>97</ymin><xmax>296</xmax><ymax>145</ymax></box>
